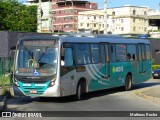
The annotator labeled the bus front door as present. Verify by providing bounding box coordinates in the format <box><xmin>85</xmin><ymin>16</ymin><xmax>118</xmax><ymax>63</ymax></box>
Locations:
<box><xmin>60</xmin><ymin>47</ymin><xmax>75</xmax><ymax>96</ymax></box>
<box><xmin>100</xmin><ymin>44</ymin><xmax>111</xmax><ymax>89</ymax></box>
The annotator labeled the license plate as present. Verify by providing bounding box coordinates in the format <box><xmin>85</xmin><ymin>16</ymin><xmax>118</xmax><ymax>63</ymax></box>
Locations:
<box><xmin>154</xmin><ymin>74</ymin><xmax>158</xmax><ymax>77</ymax></box>
<box><xmin>30</xmin><ymin>90</ymin><xmax>37</xmax><ymax>94</ymax></box>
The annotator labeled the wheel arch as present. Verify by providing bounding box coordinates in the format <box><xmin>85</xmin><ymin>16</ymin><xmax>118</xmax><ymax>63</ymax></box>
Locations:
<box><xmin>77</xmin><ymin>77</ymin><xmax>87</xmax><ymax>93</ymax></box>
<box><xmin>126</xmin><ymin>72</ymin><xmax>132</xmax><ymax>83</ymax></box>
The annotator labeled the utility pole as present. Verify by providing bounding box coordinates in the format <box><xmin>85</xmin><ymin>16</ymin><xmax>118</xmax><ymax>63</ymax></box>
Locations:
<box><xmin>104</xmin><ymin>0</ymin><xmax>107</xmax><ymax>34</ymax></box>
<box><xmin>49</xmin><ymin>0</ymin><xmax>53</xmax><ymax>33</ymax></box>
<box><xmin>38</xmin><ymin>0</ymin><xmax>42</xmax><ymax>33</ymax></box>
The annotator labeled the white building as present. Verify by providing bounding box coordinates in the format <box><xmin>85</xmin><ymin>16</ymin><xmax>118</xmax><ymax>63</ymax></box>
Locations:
<box><xmin>78</xmin><ymin>5</ymin><xmax>149</xmax><ymax>35</ymax></box>
<box><xmin>26</xmin><ymin>0</ymin><xmax>53</xmax><ymax>33</ymax></box>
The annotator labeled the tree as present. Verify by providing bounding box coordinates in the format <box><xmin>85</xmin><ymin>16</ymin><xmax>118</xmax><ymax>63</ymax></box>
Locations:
<box><xmin>0</xmin><ymin>0</ymin><xmax>37</xmax><ymax>32</ymax></box>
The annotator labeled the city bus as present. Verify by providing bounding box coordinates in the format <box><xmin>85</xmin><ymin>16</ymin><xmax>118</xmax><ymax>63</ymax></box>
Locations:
<box><xmin>13</xmin><ymin>35</ymin><xmax>152</xmax><ymax>100</ymax></box>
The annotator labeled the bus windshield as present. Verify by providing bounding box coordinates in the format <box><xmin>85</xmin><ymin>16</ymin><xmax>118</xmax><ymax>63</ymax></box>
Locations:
<box><xmin>15</xmin><ymin>42</ymin><xmax>58</xmax><ymax>77</ymax></box>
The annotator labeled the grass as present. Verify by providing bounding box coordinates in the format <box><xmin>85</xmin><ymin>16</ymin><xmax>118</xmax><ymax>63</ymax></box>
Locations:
<box><xmin>135</xmin><ymin>91</ymin><xmax>141</xmax><ymax>95</ymax></box>
<box><xmin>2</xmin><ymin>88</ymin><xmax>12</xmax><ymax>98</ymax></box>
<box><xmin>0</xmin><ymin>75</ymin><xmax>11</xmax><ymax>87</ymax></box>
<box><xmin>0</xmin><ymin>75</ymin><xmax>12</xmax><ymax>98</ymax></box>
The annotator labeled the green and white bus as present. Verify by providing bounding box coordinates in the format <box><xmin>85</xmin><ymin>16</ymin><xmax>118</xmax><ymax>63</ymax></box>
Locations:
<box><xmin>13</xmin><ymin>35</ymin><xmax>152</xmax><ymax>100</ymax></box>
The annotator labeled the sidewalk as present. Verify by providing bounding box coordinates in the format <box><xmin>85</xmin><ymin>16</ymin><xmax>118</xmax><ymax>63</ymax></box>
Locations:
<box><xmin>134</xmin><ymin>85</ymin><xmax>160</xmax><ymax>105</ymax></box>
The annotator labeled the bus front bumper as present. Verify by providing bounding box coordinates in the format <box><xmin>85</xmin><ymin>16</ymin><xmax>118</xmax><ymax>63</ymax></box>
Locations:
<box><xmin>13</xmin><ymin>85</ymin><xmax>61</xmax><ymax>97</ymax></box>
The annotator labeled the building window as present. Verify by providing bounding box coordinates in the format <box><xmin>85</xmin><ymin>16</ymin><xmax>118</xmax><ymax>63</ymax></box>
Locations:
<box><xmin>94</xmin><ymin>16</ymin><xmax>96</xmax><ymax>19</ymax></box>
<box><xmin>133</xmin><ymin>10</ymin><xmax>136</xmax><ymax>15</ymax></box>
<box><xmin>87</xmin><ymin>23</ymin><xmax>89</xmax><ymax>27</ymax></box>
<box><xmin>112</xmin><ymin>11</ymin><xmax>115</xmax><ymax>16</ymax></box>
<box><xmin>144</xmin><ymin>11</ymin><xmax>147</xmax><ymax>15</ymax></box>
<box><xmin>64</xmin><ymin>17</ymin><xmax>73</xmax><ymax>21</ymax></box>
<box><xmin>144</xmin><ymin>27</ymin><xmax>147</xmax><ymax>32</ymax></box>
<box><xmin>94</xmin><ymin>24</ymin><xmax>96</xmax><ymax>27</ymax></box>
<box><xmin>80</xmin><ymin>23</ymin><xmax>83</xmax><ymax>26</ymax></box>
<box><xmin>121</xmin><ymin>19</ymin><xmax>123</xmax><ymax>23</ymax></box>
<box><xmin>121</xmin><ymin>27</ymin><xmax>124</xmax><ymax>31</ymax></box>
<box><xmin>133</xmin><ymin>27</ymin><xmax>136</xmax><ymax>31</ymax></box>
<box><xmin>64</xmin><ymin>24</ymin><xmax>72</xmax><ymax>28</ymax></box>
<box><xmin>113</xmin><ymin>20</ymin><xmax>115</xmax><ymax>23</ymax></box>
<box><xmin>133</xmin><ymin>18</ymin><xmax>135</xmax><ymax>22</ymax></box>
<box><xmin>75</xmin><ymin>10</ymin><xmax>78</xmax><ymax>13</ymax></box>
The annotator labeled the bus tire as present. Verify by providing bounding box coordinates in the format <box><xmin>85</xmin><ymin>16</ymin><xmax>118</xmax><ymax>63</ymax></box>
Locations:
<box><xmin>75</xmin><ymin>82</ymin><xmax>83</xmax><ymax>100</ymax></box>
<box><xmin>125</xmin><ymin>75</ymin><xmax>132</xmax><ymax>91</ymax></box>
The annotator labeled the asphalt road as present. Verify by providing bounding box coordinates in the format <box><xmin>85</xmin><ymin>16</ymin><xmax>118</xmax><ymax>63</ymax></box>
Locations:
<box><xmin>3</xmin><ymin>79</ymin><xmax>160</xmax><ymax>119</ymax></box>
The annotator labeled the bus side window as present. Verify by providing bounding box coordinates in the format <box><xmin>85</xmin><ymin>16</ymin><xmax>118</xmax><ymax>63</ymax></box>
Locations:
<box><xmin>62</xmin><ymin>48</ymin><xmax>74</xmax><ymax>67</ymax></box>
<box><xmin>127</xmin><ymin>44</ymin><xmax>137</xmax><ymax>61</ymax></box>
<box><xmin>111</xmin><ymin>45</ymin><xmax>116</xmax><ymax>62</ymax></box>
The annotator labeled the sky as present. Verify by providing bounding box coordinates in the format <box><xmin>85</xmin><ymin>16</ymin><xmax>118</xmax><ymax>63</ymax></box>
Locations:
<box><xmin>19</xmin><ymin>0</ymin><xmax>160</xmax><ymax>10</ymax></box>
<box><xmin>91</xmin><ymin>0</ymin><xmax>160</xmax><ymax>10</ymax></box>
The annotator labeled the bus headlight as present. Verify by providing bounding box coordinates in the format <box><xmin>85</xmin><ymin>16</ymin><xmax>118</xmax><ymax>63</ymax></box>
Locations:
<box><xmin>49</xmin><ymin>78</ymin><xmax>56</xmax><ymax>87</ymax></box>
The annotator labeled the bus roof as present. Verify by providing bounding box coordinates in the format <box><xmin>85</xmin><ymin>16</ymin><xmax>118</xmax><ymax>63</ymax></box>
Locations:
<box><xmin>61</xmin><ymin>37</ymin><xmax>150</xmax><ymax>44</ymax></box>
<box><xmin>19</xmin><ymin>35</ymin><xmax>150</xmax><ymax>44</ymax></box>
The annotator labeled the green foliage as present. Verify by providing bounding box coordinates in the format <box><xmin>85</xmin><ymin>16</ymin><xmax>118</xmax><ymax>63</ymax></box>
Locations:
<box><xmin>152</xmin><ymin>65</ymin><xmax>160</xmax><ymax>70</ymax></box>
<box><xmin>0</xmin><ymin>0</ymin><xmax>37</xmax><ymax>32</ymax></box>
<box><xmin>0</xmin><ymin>76</ymin><xmax>11</xmax><ymax>86</ymax></box>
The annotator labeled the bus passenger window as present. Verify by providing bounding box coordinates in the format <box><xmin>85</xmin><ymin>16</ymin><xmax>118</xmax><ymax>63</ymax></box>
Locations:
<box><xmin>127</xmin><ymin>45</ymin><xmax>137</xmax><ymax>61</ymax></box>
<box><xmin>116</xmin><ymin>44</ymin><xmax>127</xmax><ymax>62</ymax></box>
<box><xmin>91</xmin><ymin>44</ymin><xmax>100</xmax><ymax>64</ymax></box>
<box><xmin>62</xmin><ymin>48</ymin><xmax>73</xmax><ymax>67</ymax></box>
<box><xmin>146</xmin><ymin>45</ymin><xmax>151</xmax><ymax>59</ymax></box>
<box><xmin>127</xmin><ymin>53</ymin><xmax>131</xmax><ymax>61</ymax></box>
<box><xmin>75</xmin><ymin>44</ymin><xmax>91</xmax><ymax>65</ymax></box>
<box><xmin>111</xmin><ymin>45</ymin><xmax>116</xmax><ymax>62</ymax></box>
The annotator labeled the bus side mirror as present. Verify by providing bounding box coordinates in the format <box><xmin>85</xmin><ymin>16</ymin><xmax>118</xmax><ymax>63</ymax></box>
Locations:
<box><xmin>9</xmin><ymin>46</ymin><xmax>16</xmax><ymax>58</ymax></box>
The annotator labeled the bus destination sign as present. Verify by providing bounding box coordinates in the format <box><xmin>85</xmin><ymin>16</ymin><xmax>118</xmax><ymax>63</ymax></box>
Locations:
<box><xmin>23</xmin><ymin>41</ymin><xmax>55</xmax><ymax>46</ymax></box>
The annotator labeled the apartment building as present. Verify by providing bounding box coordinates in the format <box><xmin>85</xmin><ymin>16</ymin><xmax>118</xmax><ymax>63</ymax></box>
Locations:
<box><xmin>52</xmin><ymin>0</ymin><xmax>97</xmax><ymax>32</ymax></box>
<box><xmin>78</xmin><ymin>9</ymin><xmax>112</xmax><ymax>34</ymax></box>
<box><xmin>78</xmin><ymin>5</ymin><xmax>149</xmax><ymax>35</ymax></box>
<box><xmin>26</xmin><ymin>0</ymin><xmax>97</xmax><ymax>33</ymax></box>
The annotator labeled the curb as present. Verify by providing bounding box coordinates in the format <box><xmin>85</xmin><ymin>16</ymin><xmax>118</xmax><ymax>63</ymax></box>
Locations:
<box><xmin>0</xmin><ymin>96</ymin><xmax>7</xmax><ymax>111</ymax></box>
<box><xmin>134</xmin><ymin>86</ymin><xmax>160</xmax><ymax>105</ymax></box>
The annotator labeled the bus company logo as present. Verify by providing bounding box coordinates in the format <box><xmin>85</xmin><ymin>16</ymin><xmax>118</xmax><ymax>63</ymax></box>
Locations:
<box><xmin>112</xmin><ymin>66</ymin><xmax>124</xmax><ymax>73</ymax></box>
<box><xmin>34</xmin><ymin>70</ymin><xmax>40</xmax><ymax>76</ymax></box>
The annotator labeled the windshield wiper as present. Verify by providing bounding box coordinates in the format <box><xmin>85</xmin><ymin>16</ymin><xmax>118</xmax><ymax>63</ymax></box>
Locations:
<box><xmin>24</xmin><ymin>47</ymin><xmax>33</xmax><ymax>58</ymax></box>
<box><xmin>38</xmin><ymin>46</ymin><xmax>49</xmax><ymax>62</ymax></box>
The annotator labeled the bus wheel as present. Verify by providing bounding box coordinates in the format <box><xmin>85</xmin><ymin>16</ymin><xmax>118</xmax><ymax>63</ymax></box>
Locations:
<box><xmin>76</xmin><ymin>82</ymin><xmax>83</xmax><ymax>100</ymax></box>
<box><xmin>125</xmin><ymin>75</ymin><xmax>132</xmax><ymax>91</ymax></box>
